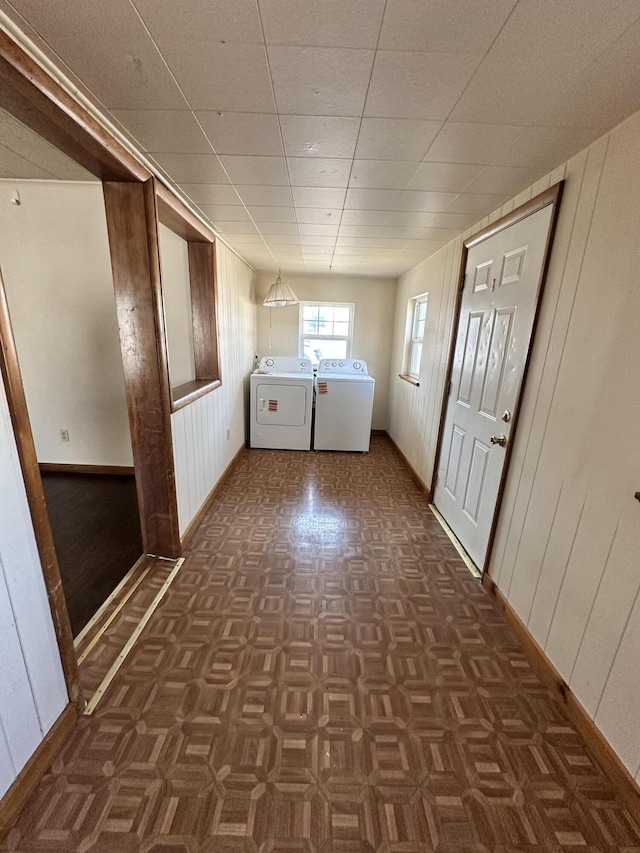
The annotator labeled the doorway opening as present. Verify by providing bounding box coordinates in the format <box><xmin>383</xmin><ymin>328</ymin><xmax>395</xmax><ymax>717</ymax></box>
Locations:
<box><xmin>0</xmin><ymin>112</ymin><xmax>143</xmax><ymax>637</ymax></box>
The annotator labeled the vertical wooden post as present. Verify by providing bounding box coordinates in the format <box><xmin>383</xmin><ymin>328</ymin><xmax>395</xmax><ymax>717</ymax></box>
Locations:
<box><xmin>103</xmin><ymin>179</ymin><xmax>181</xmax><ymax>558</ymax></box>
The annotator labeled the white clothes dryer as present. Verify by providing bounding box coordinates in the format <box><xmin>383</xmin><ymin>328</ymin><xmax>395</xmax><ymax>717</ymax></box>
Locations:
<box><xmin>313</xmin><ymin>359</ymin><xmax>375</xmax><ymax>452</ymax></box>
<box><xmin>250</xmin><ymin>357</ymin><xmax>314</xmax><ymax>450</ymax></box>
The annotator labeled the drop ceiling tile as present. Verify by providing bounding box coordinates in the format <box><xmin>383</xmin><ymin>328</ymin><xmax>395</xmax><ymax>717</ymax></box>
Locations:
<box><xmin>364</xmin><ymin>51</ymin><xmax>482</xmax><ymax>120</ymax></box>
<box><xmin>338</xmin><ymin>225</ymin><xmax>382</xmax><ymax>238</ymax></box>
<box><xmin>219</xmin><ymin>156</ymin><xmax>289</xmax><ymax>185</ymax></box>
<box><xmin>181</xmin><ymin>184</ymin><xmax>241</xmax><ymax>204</ymax></box>
<box><xmin>344</xmin><ymin>188</ymin><xmax>403</xmax><ymax>210</ymax></box>
<box><xmin>6</xmin><ymin>0</ymin><xmax>186</xmax><ymax>109</ymax></box>
<box><xmin>197</xmin><ymin>205</ymin><xmax>251</xmax><ymax>222</ymax></box>
<box><xmin>423</xmin><ymin>122</ymin><xmax>524</xmax><ymax>164</ymax></box>
<box><xmin>463</xmin><ymin>165</ymin><xmax>547</xmax><ymax>195</ymax></box>
<box><xmin>255</xmin><ymin>222</ymin><xmax>300</xmax><ymax>235</ymax></box>
<box><xmin>237</xmin><ymin>186</ymin><xmax>294</xmax><ymax>206</ymax></box>
<box><xmin>269</xmin><ymin>46</ymin><xmax>374</xmax><ymax>116</ymax></box>
<box><xmin>407</xmin><ymin>162</ymin><xmax>486</xmax><ymax>192</ymax></box>
<box><xmin>287</xmin><ymin>158</ymin><xmax>352</xmax><ymax>188</ymax></box>
<box><xmin>383</xmin><ymin>210</ymin><xmax>434</xmax><ymax>228</ymax></box>
<box><xmin>377</xmin><ymin>226</ymin><xmax>432</xmax><ymax>240</ymax></box>
<box><xmin>280</xmin><ymin>116</ymin><xmax>360</xmax><ymax>159</ymax></box>
<box><xmin>220</xmin><ymin>232</ymin><xmax>263</xmax><ymax>243</ymax></box>
<box><xmin>162</xmin><ymin>42</ymin><xmax>276</xmax><ymax>112</ymax></box>
<box><xmin>151</xmin><ymin>153</ymin><xmax>230</xmax><ymax>183</ymax></box>
<box><xmin>135</xmin><ymin>0</ymin><xmax>264</xmax><ymax>46</ymax></box>
<box><xmin>259</xmin><ymin>0</ymin><xmax>385</xmax><ymax>48</ymax></box>
<box><xmin>367</xmin><ymin>238</ymin><xmax>408</xmax><ymax>248</ymax></box>
<box><xmin>449</xmin><ymin>0</ymin><xmax>640</xmax><ymax>125</ymax></box>
<box><xmin>378</xmin><ymin>0</ymin><xmax>517</xmax><ymax>53</ymax></box>
<box><xmin>446</xmin><ymin>193</ymin><xmax>511</xmax><ymax>214</ymax></box>
<box><xmin>217</xmin><ymin>220</ymin><xmax>259</xmax><ymax>234</ymax></box>
<box><xmin>295</xmin><ymin>208</ymin><xmax>343</xmax><ymax>224</ymax></box>
<box><xmin>264</xmin><ymin>235</ymin><xmax>304</xmax><ymax>245</ymax></box>
<box><xmin>197</xmin><ymin>112</ymin><xmax>284</xmax><ymax>156</ymax></box>
<box><xmin>339</xmin><ymin>209</ymin><xmax>390</xmax><ymax>226</ymax></box>
<box><xmin>111</xmin><ymin>109</ymin><xmax>209</xmax><ymax>153</ymax></box>
<box><xmin>492</xmin><ymin>127</ymin><xmax>604</xmax><ymax>169</ymax></box>
<box><xmin>247</xmin><ymin>206</ymin><xmax>297</xmax><ymax>222</ymax></box>
<box><xmin>300</xmin><ymin>236</ymin><xmax>337</xmax><ymax>247</ymax></box>
<box><xmin>333</xmin><ymin>247</ymin><xmax>366</xmax><ymax>256</ymax></box>
<box><xmin>292</xmin><ymin>187</ymin><xmax>347</xmax><ymax>208</ymax></box>
<box><xmin>395</xmin><ymin>190</ymin><xmax>457</xmax><ymax>211</ymax></box>
<box><xmin>0</xmin><ymin>143</ymin><xmax>54</xmax><ymax>179</ymax></box>
<box><xmin>355</xmin><ymin>118</ymin><xmax>443</xmax><ymax>161</ymax></box>
<box><xmin>349</xmin><ymin>160</ymin><xmax>418</xmax><ymax>190</ymax></box>
<box><xmin>417</xmin><ymin>211</ymin><xmax>480</xmax><ymax>230</ymax></box>
<box><xmin>335</xmin><ymin>237</ymin><xmax>379</xmax><ymax>248</ymax></box>
<box><xmin>298</xmin><ymin>224</ymin><xmax>340</xmax><ymax>237</ymax></box>
<box><xmin>0</xmin><ymin>110</ymin><xmax>94</xmax><ymax>180</ymax></box>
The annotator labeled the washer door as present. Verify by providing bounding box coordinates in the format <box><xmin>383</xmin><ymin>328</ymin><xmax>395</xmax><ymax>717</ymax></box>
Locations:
<box><xmin>256</xmin><ymin>383</ymin><xmax>308</xmax><ymax>426</ymax></box>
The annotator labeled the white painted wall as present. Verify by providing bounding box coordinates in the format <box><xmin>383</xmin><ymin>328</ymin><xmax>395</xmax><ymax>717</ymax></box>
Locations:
<box><xmin>256</xmin><ymin>273</ymin><xmax>396</xmax><ymax>431</ymax></box>
<box><xmin>158</xmin><ymin>224</ymin><xmax>196</xmax><ymax>389</ymax></box>
<box><xmin>0</xmin><ymin>180</ymin><xmax>132</xmax><ymax>466</ymax></box>
<box><xmin>388</xmin><ymin>109</ymin><xmax>640</xmax><ymax>781</ymax></box>
<box><xmin>0</xmin><ymin>369</ymin><xmax>68</xmax><ymax>800</ymax></box>
<box><xmin>172</xmin><ymin>242</ymin><xmax>256</xmax><ymax>534</ymax></box>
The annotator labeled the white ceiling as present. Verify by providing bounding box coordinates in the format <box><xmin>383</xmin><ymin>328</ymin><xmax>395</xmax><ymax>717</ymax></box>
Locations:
<box><xmin>1</xmin><ymin>0</ymin><xmax>640</xmax><ymax>277</ymax></box>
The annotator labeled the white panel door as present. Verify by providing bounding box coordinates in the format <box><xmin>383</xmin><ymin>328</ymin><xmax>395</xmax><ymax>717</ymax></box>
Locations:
<box><xmin>434</xmin><ymin>205</ymin><xmax>554</xmax><ymax>568</ymax></box>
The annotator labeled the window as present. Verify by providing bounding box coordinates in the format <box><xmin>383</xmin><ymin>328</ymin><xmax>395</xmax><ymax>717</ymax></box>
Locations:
<box><xmin>404</xmin><ymin>294</ymin><xmax>428</xmax><ymax>381</ymax></box>
<box><xmin>299</xmin><ymin>302</ymin><xmax>354</xmax><ymax>366</ymax></box>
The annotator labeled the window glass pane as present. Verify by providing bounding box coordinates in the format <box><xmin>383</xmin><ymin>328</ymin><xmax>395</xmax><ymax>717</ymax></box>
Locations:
<box><xmin>303</xmin><ymin>305</ymin><xmax>318</xmax><ymax>321</ymax></box>
<box><xmin>318</xmin><ymin>306</ymin><xmax>334</xmax><ymax>323</ymax></box>
<box><xmin>333</xmin><ymin>321</ymin><xmax>349</xmax><ymax>336</ymax></box>
<box><xmin>303</xmin><ymin>319</ymin><xmax>318</xmax><ymax>335</ymax></box>
<box><xmin>417</xmin><ymin>300</ymin><xmax>427</xmax><ymax>321</ymax></box>
<box><xmin>415</xmin><ymin>318</ymin><xmax>425</xmax><ymax>340</ymax></box>
<box><xmin>303</xmin><ymin>338</ymin><xmax>348</xmax><ymax>364</ymax></box>
<box><xmin>409</xmin><ymin>341</ymin><xmax>422</xmax><ymax>376</ymax></box>
<box><xmin>334</xmin><ymin>307</ymin><xmax>350</xmax><ymax>322</ymax></box>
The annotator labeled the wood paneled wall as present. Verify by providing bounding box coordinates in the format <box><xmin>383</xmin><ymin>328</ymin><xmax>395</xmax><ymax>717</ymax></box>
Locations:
<box><xmin>0</xmin><ymin>372</ymin><xmax>68</xmax><ymax>799</ymax></box>
<box><xmin>172</xmin><ymin>242</ymin><xmax>256</xmax><ymax>535</ymax></box>
<box><xmin>388</xmin><ymin>109</ymin><xmax>640</xmax><ymax>781</ymax></box>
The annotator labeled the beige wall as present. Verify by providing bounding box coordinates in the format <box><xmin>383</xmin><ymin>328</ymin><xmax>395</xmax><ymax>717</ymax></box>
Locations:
<box><xmin>0</xmin><ymin>180</ymin><xmax>132</xmax><ymax>466</ymax></box>
<box><xmin>388</xmin><ymin>109</ymin><xmax>640</xmax><ymax>782</ymax></box>
<box><xmin>158</xmin><ymin>224</ymin><xmax>196</xmax><ymax>389</ymax></box>
<box><xmin>256</xmin><ymin>272</ymin><xmax>396</xmax><ymax>431</ymax></box>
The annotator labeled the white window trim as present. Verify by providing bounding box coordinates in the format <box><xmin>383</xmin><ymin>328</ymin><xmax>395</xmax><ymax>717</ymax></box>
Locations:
<box><xmin>404</xmin><ymin>293</ymin><xmax>428</xmax><ymax>381</ymax></box>
<box><xmin>298</xmin><ymin>301</ymin><xmax>355</xmax><ymax>360</ymax></box>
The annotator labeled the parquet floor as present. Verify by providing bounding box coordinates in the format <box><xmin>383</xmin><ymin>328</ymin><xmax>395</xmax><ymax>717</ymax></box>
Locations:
<box><xmin>4</xmin><ymin>438</ymin><xmax>640</xmax><ymax>852</ymax></box>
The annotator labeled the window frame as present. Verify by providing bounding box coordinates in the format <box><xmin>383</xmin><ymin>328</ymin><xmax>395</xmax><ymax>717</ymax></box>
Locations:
<box><xmin>402</xmin><ymin>293</ymin><xmax>428</xmax><ymax>384</ymax></box>
<box><xmin>298</xmin><ymin>301</ymin><xmax>355</xmax><ymax>364</ymax></box>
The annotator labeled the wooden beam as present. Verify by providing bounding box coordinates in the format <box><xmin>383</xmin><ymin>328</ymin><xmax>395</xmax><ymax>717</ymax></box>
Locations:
<box><xmin>188</xmin><ymin>241</ymin><xmax>220</xmax><ymax>384</ymax></box>
<box><xmin>0</xmin><ymin>30</ymin><xmax>148</xmax><ymax>182</ymax></box>
<box><xmin>0</xmin><ymin>268</ymin><xmax>81</xmax><ymax>711</ymax></box>
<box><xmin>156</xmin><ymin>184</ymin><xmax>214</xmax><ymax>243</ymax></box>
<box><xmin>103</xmin><ymin>180</ymin><xmax>181</xmax><ymax>559</ymax></box>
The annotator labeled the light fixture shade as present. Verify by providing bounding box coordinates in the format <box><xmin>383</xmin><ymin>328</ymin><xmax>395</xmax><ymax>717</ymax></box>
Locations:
<box><xmin>263</xmin><ymin>273</ymin><xmax>299</xmax><ymax>307</ymax></box>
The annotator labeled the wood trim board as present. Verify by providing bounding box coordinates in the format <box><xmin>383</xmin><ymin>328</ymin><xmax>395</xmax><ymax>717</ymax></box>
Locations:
<box><xmin>482</xmin><ymin>572</ymin><xmax>640</xmax><ymax>824</ymax></box>
<box><xmin>0</xmin><ymin>267</ymin><xmax>81</xmax><ymax>711</ymax></box>
<box><xmin>0</xmin><ymin>703</ymin><xmax>77</xmax><ymax>841</ymax></box>
<box><xmin>39</xmin><ymin>463</ymin><xmax>135</xmax><ymax>476</ymax></box>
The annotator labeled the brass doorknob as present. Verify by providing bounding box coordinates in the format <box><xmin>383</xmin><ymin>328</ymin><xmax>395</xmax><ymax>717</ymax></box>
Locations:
<box><xmin>490</xmin><ymin>434</ymin><xmax>507</xmax><ymax>447</ymax></box>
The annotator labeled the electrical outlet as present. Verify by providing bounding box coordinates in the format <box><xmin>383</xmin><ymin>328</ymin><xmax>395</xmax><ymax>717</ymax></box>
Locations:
<box><xmin>226</xmin><ymin>429</ymin><xmax>230</xmax><ymax>441</ymax></box>
<box><xmin>60</xmin><ymin>429</ymin><xmax>70</xmax><ymax>442</ymax></box>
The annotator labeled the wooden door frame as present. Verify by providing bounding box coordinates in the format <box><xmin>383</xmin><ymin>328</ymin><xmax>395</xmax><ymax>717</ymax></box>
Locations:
<box><xmin>0</xmin><ymin>30</ymin><xmax>219</xmax><ymax>703</ymax></box>
<box><xmin>430</xmin><ymin>182</ymin><xmax>564</xmax><ymax>575</ymax></box>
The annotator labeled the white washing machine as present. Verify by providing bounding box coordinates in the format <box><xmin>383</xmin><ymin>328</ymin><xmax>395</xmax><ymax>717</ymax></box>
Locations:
<box><xmin>250</xmin><ymin>356</ymin><xmax>314</xmax><ymax>450</ymax></box>
<box><xmin>313</xmin><ymin>359</ymin><xmax>375</xmax><ymax>452</ymax></box>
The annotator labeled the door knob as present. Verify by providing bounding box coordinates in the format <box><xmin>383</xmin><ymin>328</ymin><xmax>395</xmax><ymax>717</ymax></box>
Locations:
<box><xmin>490</xmin><ymin>434</ymin><xmax>507</xmax><ymax>447</ymax></box>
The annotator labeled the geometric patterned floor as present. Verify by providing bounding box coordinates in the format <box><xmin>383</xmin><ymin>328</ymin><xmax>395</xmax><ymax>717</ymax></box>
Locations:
<box><xmin>3</xmin><ymin>437</ymin><xmax>640</xmax><ymax>852</ymax></box>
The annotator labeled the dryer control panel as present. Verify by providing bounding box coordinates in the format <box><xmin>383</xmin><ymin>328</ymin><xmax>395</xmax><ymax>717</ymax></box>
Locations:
<box><xmin>317</xmin><ymin>358</ymin><xmax>368</xmax><ymax>376</ymax></box>
<box><xmin>256</xmin><ymin>356</ymin><xmax>313</xmax><ymax>374</ymax></box>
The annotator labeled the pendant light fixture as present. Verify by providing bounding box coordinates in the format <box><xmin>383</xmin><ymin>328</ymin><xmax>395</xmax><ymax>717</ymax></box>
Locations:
<box><xmin>263</xmin><ymin>270</ymin><xmax>298</xmax><ymax>307</ymax></box>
